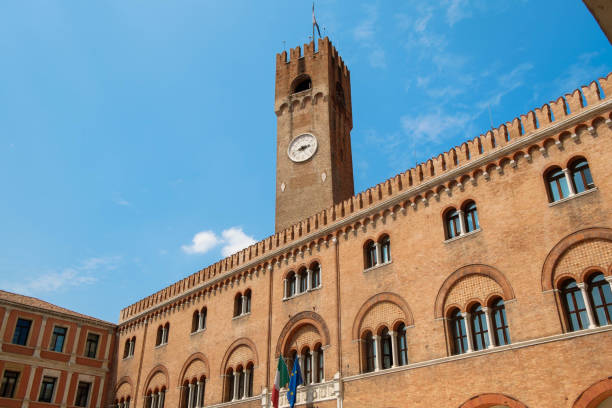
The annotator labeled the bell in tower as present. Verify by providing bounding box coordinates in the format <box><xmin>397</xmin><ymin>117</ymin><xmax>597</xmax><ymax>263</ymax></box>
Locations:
<box><xmin>274</xmin><ymin>37</ymin><xmax>355</xmax><ymax>233</ymax></box>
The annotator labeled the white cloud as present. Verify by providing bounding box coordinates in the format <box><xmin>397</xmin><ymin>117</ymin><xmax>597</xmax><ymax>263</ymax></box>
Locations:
<box><xmin>353</xmin><ymin>5</ymin><xmax>386</xmax><ymax>70</ymax></box>
<box><xmin>182</xmin><ymin>227</ymin><xmax>255</xmax><ymax>257</ymax></box>
<box><xmin>112</xmin><ymin>193</ymin><xmax>131</xmax><ymax>206</ymax></box>
<box><xmin>553</xmin><ymin>52</ymin><xmax>607</xmax><ymax>97</ymax></box>
<box><xmin>220</xmin><ymin>228</ymin><xmax>256</xmax><ymax>257</ymax></box>
<box><xmin>401</xmin><ymin>110</ymin><xmax>471</xmax><ymax>144</ymax></box>
<box><xmin>445</xmin><ymin>0</ymin><xmax>472</xmax><ymax>26</ymax></box>
<box><xmin>4</xmin><ymin>256</ymin><xmax>119</xmax><ymax>296</ymax></box>
<box><xmin>181</xmin><ymin>230</ymin><xmax>220</xmax><ymax>254</ymax></box>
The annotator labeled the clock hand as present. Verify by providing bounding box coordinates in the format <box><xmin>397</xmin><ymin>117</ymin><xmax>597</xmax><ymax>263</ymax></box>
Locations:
<box><xmin>298</xmin><ymin>144</ymin><xmax>311</xmax><ymax>151</ymax></box>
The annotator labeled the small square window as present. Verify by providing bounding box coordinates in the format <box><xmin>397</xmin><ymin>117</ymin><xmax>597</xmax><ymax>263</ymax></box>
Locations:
<box><xmin>12</xmin><ymin>318</ymin><xmax>32</xmax><ymax>346</ymax></box>
<box><xmin>50</xmin><ymin>326</ymin><xmax>67</xmax><ymax>352</ymax></box>
<box><xmin>74</xmin><ymin>381</ymin><xmax>91</xmax><ymax>407</ymax></box>
<box><xmin>0</xmin><ymin>370</ymin><xmax>19</xmax><ymax>398</ymax></box>
<box><xmin>38</xmin><ymin>376</ymin><xmax>56</xmax><ymax>403</ymax></box>
<box><xmin>85</xmin><ymin>333</ymin><xmax>100</xmax><ymax>359</ymax></box>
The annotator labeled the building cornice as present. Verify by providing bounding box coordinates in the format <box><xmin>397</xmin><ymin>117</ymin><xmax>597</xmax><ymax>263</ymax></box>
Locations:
<box><xmin>0</xmin><ymin>298</ymin><xmax>116</xmax><ymax>330</ymax></box>
<box><xmin>119</xmin><ymin>90</ymin><xmax>612</xmax><ymax>326</ymax></box>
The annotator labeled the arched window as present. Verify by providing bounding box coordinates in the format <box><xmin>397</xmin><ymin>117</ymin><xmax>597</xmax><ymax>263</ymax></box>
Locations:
<box><xmin>569</xmin><ymin>158</ymin><xmax>594</xmax><ymax>193</ymax></box>
<box><xmin>463</xmin><ymin>201</ymin><xmax>479</xmax><ymax>233</ymax></box>
<box><xmin>364</xmin><ymin>240</ymin><xmax>377</xmax><ymax>269</ymax></box>
<box><xmin>123</xmin><ymin>339</ymin><xmax>130</xmax><ymax>358</ymax></box>
<box><xmin>545</xmin><ymin>166</ymin><xmax>570</xmax><ymax>202</ymax></box>
<box><xmin>587</xmin><ymin>272</ymin><xmax>612</xmax><ymax>326</ymax></box>
<box><xmin>445</xmin><ymin>209</ymin><xmax>461</xmax><ymax>239</ymax></box>
<box><xmin>396</xmin><ymin>323</ymin><xmax>408</xmax><ymax>366</ymax></box>
<box><xmin>236</xmin><ymin>366</ymin><xmax>245</xmax><ymax>399</ymax></box>
<box><xmin>156</xmin><ymin>326</ymin><xmax>163</xmax><ymax>346</ymax></box>
<box><xmin>246</xmin><ymin>363</ymin><xmax>254</xmax><ymax>397</ymax></box>
<box><xmin>379</xmin><ymin>235</ymin><xmax>391</xmax><ymax>264</ymax></box>
<box><xmin>201</xmin><ymin>307</ymin><xmax>207</xmax><ymax>330</ymax></box>
<box><xmin>292</xmin><ymin>75</ymin><xmax>312</xmax><ymax>93</ymax></box>
<box><xmin>244</xmin><ymin>290</ymin><xmax>251</xmax><ymax>313</ymax></box>
<box><xmin>163</xmin><ymin>323</ymin><xmax>169</xmax><ymax>344</ymax></box>
<box><xmin>490</xmin><ymin>298</ymin><xmax>510</xmax><ymax>346</ymax></box>
<box><xmin>192</xmin><ymin>311</ymin><xmax>200</xmax><ymax>333</ymax></box>
<box><xmin>287</xmin><ymin>272</ymin><xmax>296</xmax><ymax>297</ymax></box>
<box><xmin>380</xmin><ymin>327</ymin><xmax>392</xmax><ymax>369</ymax></box>
<box><xmin>315</xmin><ymin>344</ymin><xmax>324</xmax><ymax>382</ymax></box>
<box><xmin>311</xmin><ymin>262</ymin><xmax>321</xmax><ymax>289</ymax></box>
<box><xmin>288</xmin><ymin>349</ymin><xmax>298</xmax><ymax>376</ymax></box>
<box><xmin>181</xmin><ymin>380</ymin><xmax>190</xmax><ymax>408</ymax></box>
<box><xmin>298</xmin><ymin>268</ymin><xmax>308</xmax><ymax>293</ymax></box>
<box><xmin>469</xmin><ymin>304</ymin><xmax>489</xmax><ymax>351</ymax></box>
<box><xmin>449</xmin><ymin>309</ymin><xmax>467</xmax><ymax>355</ymax></box>
<box><xmin>560</xmin><ymin>279</ymin><xmax>589</xmax><ymax>331</ymax></box>
<box><xmin>234</xmin><ymin>293</ymin><xmax>242</xmax><ymax>317</ymax></box>
<box><xmin>303</xmin><ymin>347</ymin><xmax>312</xmax><ymax>385</ymax></box>
<box><xmin>362</xmin><ymin>331</ymin><xmax>375</xmax><ymax>373</ymax></box>
<box><xmin>224</xmin><ymin>369</ymin><xmax>234</xmax><ymax>402</ymax></box>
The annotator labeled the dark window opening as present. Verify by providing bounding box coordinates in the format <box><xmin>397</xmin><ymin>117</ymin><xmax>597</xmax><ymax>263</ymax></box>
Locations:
<box><xmin>0</xmin><ymin>370</ymin><xmax>19</xmax><ymax>398</ymax></box>
<box><xmin>38</xmin><ymin>376</ymin><xmax>56</xmax><ymax>403</ymax></box>
<box><xmin>12</xmin><ymin>318</ymin><xmax>31</xmax><ymax>346</ymax></box>
<box><xmin>293</xmin><ymin>77</ymin><xmax>312</xmax><ymax>93</ymax></box>
<box><xmin>85</xmin><ymin>333</ymin><xmax>99</xmax><ymax>358</ymax></box>
<box><xmin>75</xmin><ymin>381</ymin><xmax>91</xmax><ymax>407</ymax></box>
<box><xmin>50</xmin><ymin>326</ymin><xmax>67</xmax><ymax>352</ymax></box>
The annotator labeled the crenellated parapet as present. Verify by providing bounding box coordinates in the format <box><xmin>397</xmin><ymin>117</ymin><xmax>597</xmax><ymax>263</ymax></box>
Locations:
<box><xmin>118</xmin><ymin>72</ymin><xmax>612</xmax><ymax>326</ymax></box>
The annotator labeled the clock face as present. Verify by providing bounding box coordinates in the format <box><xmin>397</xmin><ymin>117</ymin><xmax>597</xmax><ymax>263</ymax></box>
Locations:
<box><xmin>287</xmin><ymin>133</ymin><xmax>318</xmax><ymax>163</ymax></box>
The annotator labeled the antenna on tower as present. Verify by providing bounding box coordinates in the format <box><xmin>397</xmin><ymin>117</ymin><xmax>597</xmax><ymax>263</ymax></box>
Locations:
<box><xmin>312</xmin><ymin>2</ymin><xmax>322</xmax><ymax>43</ymax></box>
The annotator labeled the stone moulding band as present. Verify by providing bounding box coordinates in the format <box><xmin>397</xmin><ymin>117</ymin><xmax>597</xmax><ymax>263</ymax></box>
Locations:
<box><xmin>119</xmin><ymin>96</ymin><xmax>612</xmax><ymax>326</ymax></box>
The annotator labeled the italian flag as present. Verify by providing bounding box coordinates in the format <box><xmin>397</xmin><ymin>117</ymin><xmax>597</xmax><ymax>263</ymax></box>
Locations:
<box><xmin>271</xmin><ymin>356</ymin><xmax>289</xmax><ymax>408</ymax></box>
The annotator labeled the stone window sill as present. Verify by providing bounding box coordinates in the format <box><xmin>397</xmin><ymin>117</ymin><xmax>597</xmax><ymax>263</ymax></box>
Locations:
<box><xmin>232</xmin><ymin>312</ymin><xmax>251</xmax><ymax>321</ymax></box>
<box><xmin>283</xmin><ymin>285</ymin><xmax>322</xmax><ymax>302</ymax></box>
<box><xmin>122</xmin><ymin>355</ymin><xmax>134</xmax><ymax>361</ymax></box>
<box><xmin>190</xmin><ymin>328</ymin><xmax>206</xmax><ymax>336</ymax></box>
<box><xmin>548</xmin><ymin>187</ymin><xmax>597</xmax><ymax>207</ymax></box>
<box><xmin>363</xmin><ymin>260</ymin><xmax>392</xmax><ymax>273</ymax></box>
<box><xmin>444</xmin><ymin>228</ymin><xmax>481</xmax><ymax>244</ymax></box>
<box><xmin>154</xmin><ymin>342</ymin><xmax>167</xmax><ymax>349</ymax></box>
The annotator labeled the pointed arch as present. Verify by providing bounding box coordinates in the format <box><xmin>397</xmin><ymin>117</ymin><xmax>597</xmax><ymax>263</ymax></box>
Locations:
<box><xmin>434</xmin><ymin>264</ymin><xmax>515</xmax><ymax>319</ymax></box>
<box><xmin>573</xmin><ymin>377</ymin><xmax>612</xmax><ymax>408</ymax></box>
<box><xmin>541</xmin><ymin>227</ymin><xmax>612</xmax><ymax>291</ymax></box>
<box><xmin>219</xmin><ymin>337</ymin><xmax>259</xmax><ymax>376</ymax></box>
<box><xmin>458</xmin><ymin>393</ymin><xmax>528</xmax><ymax>408</ymax></box>
<box><xmin>352</xmin><ymin>292</ymin><xmax>414</xmax><ymax>340</ymax></box>
<box><xmin>275</xmin><ymin>311</ymin><xmax>331</xmax><ymax>357</ymax></box>
<box><xmin>142</xmin><ymin>364</ymin><xmax>169</xmax><ymax>394</ymax></box>
<box><xmin>177</xmin><ymin>352</ymin><xmax>210</xmax><ymax>387</ymax></box>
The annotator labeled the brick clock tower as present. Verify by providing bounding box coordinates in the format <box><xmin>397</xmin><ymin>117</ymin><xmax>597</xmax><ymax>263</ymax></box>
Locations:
<box><xmin>274</xmin><ymin>37</ymin><xmax>355</xmax><ymax>232</ymax></box>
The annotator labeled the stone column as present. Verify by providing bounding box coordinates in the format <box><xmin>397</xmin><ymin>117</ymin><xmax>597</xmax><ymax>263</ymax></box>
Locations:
<box><xmin>563</xmin><ymin>168</ymin><xmax>576</xmax><ymax>196</ymax></box>
<box><xmin>310</xmin><ymin>349</ymin><xmax>317</xmax><ymax>383</ymax></box>
<box><xmin>483</xmin><ymin>307</ymin><xmax>495</xmax><ymax>348</ymax></box>
<box><xmin>188</xmin><ymin>384</ymin><xmax>194</xmax><ymax>408</ymax></box>
<box><xmin>374</xmin><ymin>243</ymin><xmax>380</xmax><ymax>265</ymax></box>
<box><xmin>241</xmin><ymin>295</ymin><xmax>247</xmax><ymax>315</ymax></box>
<box><xmin>389</xmin><ymin>331</ymin><xmax>398</xmax><ymax>367</ymax></box>
<box><xmin>195</xmin><ymin>381</ymin><xmax>203</xmax><ymax>408</ymax></box>
<box><xmin>150</xmin><ymin>394</ymin><xmax>157</xmax><ymax>408</ymax></box>
<box><xmin>129</xmin><ymin>339</ymin><xmax>135</xmax><ymax>356</ymax></box>
<box><xmin>462</xmin><ymin>312</ymin><xmax>473</xmax><ymax>353</ymax></box>
<box><xmin>457</xmin><ymin>209</ymin><xmax>466</xmax><ymax>235</ymax></box>
<box><xmin>306</xmin><ymin>269</ymin><xmax>312</xmax><ymax>291</ymax></box>
<box><xmin>373</xmin><ymin>335</ymin><xmax>381</xmax><ymax>371</ymax></box>
<box><xmin>157</xmin><ymin>392</ymin><xmax>164</xmax><ymax>408</ymax></box>
<box><xmin>244</xmin><ymin>369</ymin><xmax>250</xmax><ymax>397</ymax></box>
<box><xmin>233</xmin><ymin>372</ymin><xmax>240</xmax><ymax>401</ymax></box>
<box><xmin>162</xmin><ymin>326</ymin><xmax>168</xmax><ymax>344</ymax></box>
<box><xmin>198</xmin><ymin>312</ymin><xmax>204</xmax><ymax>331</ymax></box>
<box><xmin>125</xmin><ymin>400</ymin><xmax>130</xmax><ymax>408</ymax></box>
<box><xmin>577</xmin><ymin>283</ymin><xmax>597</xmax><ymax>329</ymax></box>
<box><xmin>283</xmin><ymin>279</ymin><xmax>288</xmax><ymax>299</ymax></box>
<box><xmin>298</xmin><ymin>354</ymin><xmax>305</xmax><ymax>384</ymax></box>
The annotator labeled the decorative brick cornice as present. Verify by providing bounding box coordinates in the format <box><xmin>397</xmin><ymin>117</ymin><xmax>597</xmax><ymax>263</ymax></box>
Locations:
<box><xmin>119</xmin><ymin>74</ymin><xmax>612</xmax><ymax>325</ymax></box>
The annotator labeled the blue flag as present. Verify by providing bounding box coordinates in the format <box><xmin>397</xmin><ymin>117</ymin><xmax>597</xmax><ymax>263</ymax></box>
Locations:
<box><xmin>287</xmin><ymin>356</ymin><xmax>303</xmax><ymax>408</ymax></box>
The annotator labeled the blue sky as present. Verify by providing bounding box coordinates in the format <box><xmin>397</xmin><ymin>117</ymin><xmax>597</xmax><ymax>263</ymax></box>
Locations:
<box><xmin>1</xmin><ymin>1</ymin><xmax>610</xmax><ymax>323</ymax></box>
